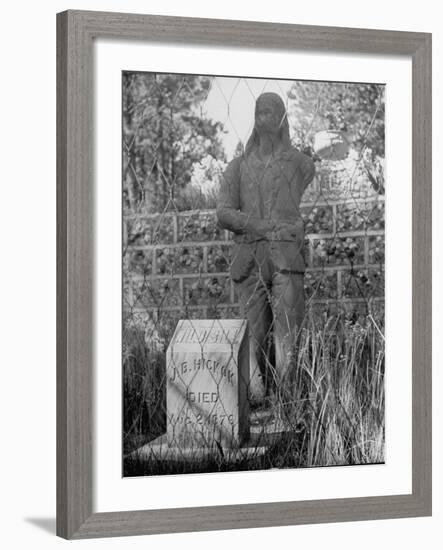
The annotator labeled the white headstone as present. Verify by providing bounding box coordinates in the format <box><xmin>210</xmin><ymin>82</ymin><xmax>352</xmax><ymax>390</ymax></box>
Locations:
<box><xmin>166</xmin><ymin>319</ymin><xmax>250</xmax><ymax>449</ymax></box>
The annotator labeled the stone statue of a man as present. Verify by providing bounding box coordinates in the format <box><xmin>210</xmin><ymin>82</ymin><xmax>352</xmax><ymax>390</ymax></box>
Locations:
<box><xmin>216</xmin><ymin>92</ymin><xmax>315</xmax><ymax>412</ymax></box>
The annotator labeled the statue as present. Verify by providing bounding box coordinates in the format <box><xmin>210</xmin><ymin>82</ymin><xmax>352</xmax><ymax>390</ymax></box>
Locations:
<box><xmin>216</xmin><ymin>92</ymin><xmax>316</xmax><ymax>418</ymax></box>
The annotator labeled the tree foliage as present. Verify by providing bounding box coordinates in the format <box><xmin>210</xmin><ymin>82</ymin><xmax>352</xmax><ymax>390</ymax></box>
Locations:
<box><xmin>288</xmin><ymin>81</ymin><xmax>385</xmax><ymax>155</ymax></box>
<box><xmin>288</xmin><ymin>81</ymin><xmax>385</xmax><ymax>194</ymax></box>
<box><xmin>123</xmin><ymin>72</ymin><xmax>226</xmax><ymax>213</ymax></box>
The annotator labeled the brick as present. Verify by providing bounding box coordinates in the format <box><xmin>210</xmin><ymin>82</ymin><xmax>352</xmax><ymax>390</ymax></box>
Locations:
<box><xmin>126</xmin><ymin>214</ymin><xmax>175</xmax><ymax>245</ymax></box>
<box><xmin>178</xmin><ymin>211</ymin><xmax>225</xmax><ymax>242</ymax></box>
<box><xmin>131</xmin><ymin>278</ymin><xmax>182</xmax><ymax>309</ymax></box>
<box><xmin>336</xmin><ymin>200</ymin><xmax>384</xmax><ymax>232</ymax></box>
<box><xmin>368</xmin><ymin>235</ymin><xmax>385</xmax><ymax>264</ymax></box>
<box><xmin>312</xmin><ymin>236</ymin><xmax>365</xmax><ymax>267</ymax></box>
<box><xmin>341</xmin><ymin>268</ymin><xmax>384</xmax><ymax>300</ymax></box>
<box><xmin>126</xmin><ymin>249</ymin><xmax>154</xmax><ymax>276</ymax></box>
<box><xmin>207</xmin><ymin>244</ymin><xmax>232</xmax><ymax>273</ymax></box>
<box><xmin>156</xmin><ymin>246</ymin><xmax>204</xmax><ymax>275</ymax></box>
<box><xmin>304</xmin><ymin>270</ymin><xmax>338</xmax><ymax>300</ymax></box>
<box><xmin>301</xmin><ymin>204</ymin><xmax>333</xmax><ymax>234</ymax></box>
<box><xmin>183</xmin><ymin>276</ymin><xmax>231</xmax><ymax>307</ymax></box>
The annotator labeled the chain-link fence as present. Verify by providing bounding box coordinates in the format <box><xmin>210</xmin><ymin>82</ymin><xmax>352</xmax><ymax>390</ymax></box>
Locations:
<box><xmin>122</xmin><ymin>73</ymin><xmax>385</xmax><ymax>476</ymax></box>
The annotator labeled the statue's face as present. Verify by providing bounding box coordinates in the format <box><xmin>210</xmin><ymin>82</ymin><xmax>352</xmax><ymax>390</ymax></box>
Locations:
<box><xmin>255</xmin><ymin>96</ymin><xmax>283</xmax><ymax>136</ymax></box>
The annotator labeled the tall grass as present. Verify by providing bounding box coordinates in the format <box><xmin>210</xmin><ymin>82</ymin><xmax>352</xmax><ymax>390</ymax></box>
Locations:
<box><xmin>281</xmin><ymin>313</ymin><xmax>385</xmax><ymax>467</ymax></box>
<box><xmin>122</xmin><ymin>324</ymin><xmax>166</xmax><ymax>454</ymax></box>
<box><xmin>123</xmin><ymin>311</ymin><xmax>384</xmax><ymax>476</ymax></box>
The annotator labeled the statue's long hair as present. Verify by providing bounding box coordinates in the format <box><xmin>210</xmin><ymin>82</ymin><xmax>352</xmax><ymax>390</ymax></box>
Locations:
<box><xmin>244</xmin><ymin>92</ymin><xmax>291</xmax><ymax>157</ymax></box>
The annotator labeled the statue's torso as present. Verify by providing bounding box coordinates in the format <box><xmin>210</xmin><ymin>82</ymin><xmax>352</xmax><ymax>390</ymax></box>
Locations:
<box><xmin>228</xmin><ymin>148</ymin><xmax>310</xmax><ymax>276</ymax></box>
<box><xmin>238</xmin><ymin>149</ymin><xmax>305</xmax><ymax>224</ymax></box>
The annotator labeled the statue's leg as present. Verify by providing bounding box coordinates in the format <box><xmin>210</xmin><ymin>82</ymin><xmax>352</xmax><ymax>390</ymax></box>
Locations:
<box><xmin>235</xmin><ymin>271</ymin><xmax>273</xmax><ymax>407</ymax></box>
<box><xmin>271</xmin><ymin>271</ymin><xmax>305</xmax><ymax>400</ymax></box>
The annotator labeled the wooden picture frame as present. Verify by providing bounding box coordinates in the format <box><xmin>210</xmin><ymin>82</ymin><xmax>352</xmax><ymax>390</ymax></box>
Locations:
<box><xmin>56</xmin><ymin>9</ymin><xmax>432</xmax><ymax>539</ymax></box>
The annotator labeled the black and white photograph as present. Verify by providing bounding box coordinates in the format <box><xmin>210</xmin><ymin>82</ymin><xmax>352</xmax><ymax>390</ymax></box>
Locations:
<box><xmin>1</xmin><ymin>0</ymin><xmax>437</xmax><ymax>546</ymax></box>
<box><xmin>122</xmin><ymin>72</ymin><xmax>386</xmax><ymax>477</ymax></box>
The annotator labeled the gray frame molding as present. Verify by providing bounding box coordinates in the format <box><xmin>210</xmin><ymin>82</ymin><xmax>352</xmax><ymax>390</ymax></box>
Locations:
<box><xmin>56</xmin><ymin>9</ymin><xmax>432</xmax><ymax>539</ymax></box>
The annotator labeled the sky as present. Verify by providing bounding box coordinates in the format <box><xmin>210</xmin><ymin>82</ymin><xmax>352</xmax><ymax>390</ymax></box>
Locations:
<box><xmin>202</xmin><ymin>76</ymin><xmax>293</xmax><ymax>160</ymax></box>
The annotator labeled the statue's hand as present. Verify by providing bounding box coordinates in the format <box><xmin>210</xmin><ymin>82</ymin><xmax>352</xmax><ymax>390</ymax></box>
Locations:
<box><xmin>252</xmin><ymin>219</ymin><xmax>275</xmax><ymax>238</ymax></box>
<box><xmin>270</xmin><ymin>220</ymin><xmax>304</xmax><ymax>241</ymax></box>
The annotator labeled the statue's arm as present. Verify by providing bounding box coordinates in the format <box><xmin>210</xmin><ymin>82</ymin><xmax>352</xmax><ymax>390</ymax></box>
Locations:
<box><xmin>270</xmin><ymin>152</ymin><xmax>315</xmax><ymax>241</ymax></box>
<box><xmin>298</xmin><ymin>152</ymin><xmax>316</xmax><ymax>193</ymax></box>
<box><xmin>216</xmin><ymin>158</ymin><xmax>274</xmax><ymax>237</ymax></box>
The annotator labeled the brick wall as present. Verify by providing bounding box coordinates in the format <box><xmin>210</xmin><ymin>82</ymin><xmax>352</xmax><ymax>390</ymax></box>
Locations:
<box><xmin>123</xmin><ymin>191</ymin><xmax>385</xmax><ymax>337</ymax></box>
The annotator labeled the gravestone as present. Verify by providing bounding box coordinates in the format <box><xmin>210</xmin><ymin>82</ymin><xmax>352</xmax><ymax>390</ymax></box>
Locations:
<box><xmin>166</xmin><ymin>319</ymin><xmax>250</xmax><ymax>449</ymax></box>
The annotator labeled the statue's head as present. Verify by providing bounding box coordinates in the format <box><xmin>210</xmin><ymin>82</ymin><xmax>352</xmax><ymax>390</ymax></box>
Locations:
<box><xmin>254</xmin><ymin>92</ymin><xmax>287</xmax><ymax>136</ymax></box>
<box><xmin>245</xmin><ymin>92</ymin><xmax>291</xmax><ymax>156</ymax></box>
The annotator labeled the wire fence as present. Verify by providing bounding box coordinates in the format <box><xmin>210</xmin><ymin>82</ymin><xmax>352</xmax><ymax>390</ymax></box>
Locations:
<box><xmin>122</xmin><ymin>73</ymin><xmax>385</xmax><ymax>475</ymax></box>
